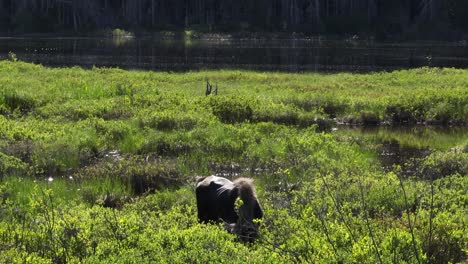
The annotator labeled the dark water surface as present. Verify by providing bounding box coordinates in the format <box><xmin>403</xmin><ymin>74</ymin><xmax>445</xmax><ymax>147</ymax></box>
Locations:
<box><xmin>334</xmin><ymin>126</ymin><xmax>468</xmax><ymax>176</ymax></box>
<box><xmin>1</xmin><ymin>36</ymin><xmax>468</xmax><ymax>72</ymax></box>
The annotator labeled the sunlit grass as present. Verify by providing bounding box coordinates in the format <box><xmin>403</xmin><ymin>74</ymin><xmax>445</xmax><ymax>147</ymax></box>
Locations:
<box><xmin>0</xmin><ymin>61</ymin><xmax>466</xmax><ymax>263</ymax></box>
<box><xmin>0</xmin><ymin>175</ymin><xmax>131</xmax><ymax>207</ymax></box>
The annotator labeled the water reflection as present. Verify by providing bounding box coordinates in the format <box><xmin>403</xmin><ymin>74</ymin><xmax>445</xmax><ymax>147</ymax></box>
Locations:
<box><xmin>335</xmin><ymin>125</ymin><xmax>468</xmax><ymax>150</ymax></box>
<box><xmin>1</xmin><ymin>37</ymin><xmax>467</xmax><ymax>72</ymax></box>
<box><xmin>334</xmin><ymin>125</ymin><xmax>468</xmax><ymax>176</ymax></box>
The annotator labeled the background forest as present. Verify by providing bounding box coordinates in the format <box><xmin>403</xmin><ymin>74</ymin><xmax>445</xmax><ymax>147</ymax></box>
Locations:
<box><xmin>0</xmin><ymin>0</ymin><xmax>467</xmax><ymax>39</ymax></box>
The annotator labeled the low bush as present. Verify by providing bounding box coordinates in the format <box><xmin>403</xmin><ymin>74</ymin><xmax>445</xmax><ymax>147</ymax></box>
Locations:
<box><xmin>7</xmin><ymin>51</ymin><xmax>17</xmax><ymax>62</ymax></box>
<box><xmin>385</xmin><ymin>104</ymin><xmax>418</xmax><ymax>124</ymax></box>
<box><xmin>2</xmin><ymin>92</ymin><xmax>37</xmax><ymax>114</ymax></box>
<box><xmin>209</xmin><ymin>96</ymin><xmax>253</xmax><ymax>123</ymax></box>
<box><xmin>0</xmin><ymin>152</ymin><xmax>28</xmax><ymax>177</ymax></box>
<box><xmin>421</xmin><ymin>145</ymin><xmax>468</xmax><ymax>179</ymax></box>
<box><xmin>139</xmin><ymin>111</ymin><xmax>198</xmax><ymax>131</ymax></box>
<box><xmin>360</xmin><ymin>111</ymin><xmax>381</xmax><ymax>126</ymax></box>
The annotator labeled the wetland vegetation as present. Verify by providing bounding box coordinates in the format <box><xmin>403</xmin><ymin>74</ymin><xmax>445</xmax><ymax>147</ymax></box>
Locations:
<box><xmin>0</xmin><ymin>60</ymin><xmax>467</xmax><ymax>263</ymax></box>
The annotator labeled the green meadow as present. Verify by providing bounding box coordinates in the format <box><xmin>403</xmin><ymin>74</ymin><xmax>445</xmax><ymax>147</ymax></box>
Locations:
<box><xmin>0</xmin><ymin>61</ymin><xmax>467</xmax><ymax>263</ymax></box>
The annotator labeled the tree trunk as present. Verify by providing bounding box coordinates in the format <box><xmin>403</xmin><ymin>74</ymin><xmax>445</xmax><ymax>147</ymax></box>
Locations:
<box><xmin>185</xmin><ymin>0</ymin><xmax>189</xmax><ymax>27</ymax></box>
<box><xmin>151</xmin><ymin>0</ymin><xmax>155</xmax><ymax>27</ymax></box>
<box><xmin>72</xmin><ymin>0</ymin><xmax>78</xmax><ymax>32</ymax></box>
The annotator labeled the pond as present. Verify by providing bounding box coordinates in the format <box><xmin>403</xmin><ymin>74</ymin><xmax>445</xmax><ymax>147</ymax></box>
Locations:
<box><xmin>333</xmin><ymin>125</ymin><xmax>468</xmax><ymax>177</ymax></box>
<box><xmin>1</xmin><ymin>36</ymin><xmax>468</xmax><ymax>72</ymax></box>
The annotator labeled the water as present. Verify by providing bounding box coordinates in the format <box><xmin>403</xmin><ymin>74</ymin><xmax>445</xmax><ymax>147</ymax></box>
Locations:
<box><xmin>333</xmin><ymin>126</ymin><xmax>468</xmax><ymax>177</ymax></box>
<box><xmin>1</xmin><ymin>36</ymin><xmax>468</xmax><ymax>72</ymax></box>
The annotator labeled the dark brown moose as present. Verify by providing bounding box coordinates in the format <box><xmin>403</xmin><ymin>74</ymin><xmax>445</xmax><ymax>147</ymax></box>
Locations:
<box><xmin>195</xmin><ymin>175</ymin><xmax>263</xmax><ymax>241</ymax></box>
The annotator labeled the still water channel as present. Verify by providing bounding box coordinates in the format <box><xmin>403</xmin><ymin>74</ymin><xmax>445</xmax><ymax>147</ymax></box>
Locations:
<box><xmin>1</xmin><ymin>36</ymin><xmax>468</xmax><ymax>72</ymax></box>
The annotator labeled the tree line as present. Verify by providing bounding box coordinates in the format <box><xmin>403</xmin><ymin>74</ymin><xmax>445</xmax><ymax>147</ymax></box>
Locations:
<box><xmin>0</xmin><ymin>0</ymin><xmax>467</xmax><ymax>39</ymax></box>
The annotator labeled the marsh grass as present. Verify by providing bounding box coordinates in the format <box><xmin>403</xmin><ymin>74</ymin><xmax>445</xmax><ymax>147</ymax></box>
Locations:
<box><xmin>0</xmin><ymin>61</ymin><xmax>466</xmax><ymax>263</ymax></box>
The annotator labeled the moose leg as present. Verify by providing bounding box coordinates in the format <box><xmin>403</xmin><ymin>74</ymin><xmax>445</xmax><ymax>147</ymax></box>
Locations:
<box><xmin>196</xmin><ymin>186</ymin><xmax>212</xmax><ymax>223</ymax></box>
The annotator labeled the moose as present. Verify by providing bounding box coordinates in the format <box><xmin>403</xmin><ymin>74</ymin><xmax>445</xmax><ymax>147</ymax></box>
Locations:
<box><xmin>195</xmin><ymin>175</ymin><xmax>263</xmax><ymax>241</ymax></box>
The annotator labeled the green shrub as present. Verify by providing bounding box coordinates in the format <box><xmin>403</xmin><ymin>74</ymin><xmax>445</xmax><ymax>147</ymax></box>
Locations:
<box><xmin>139</xmin><ymin>111</ymin><xmax>198</xmax><ymax>131</ymax></box>
<box><xmin>137</xmin><ymin>132</ymin><xmax>194</xmax><ymax>157</ymax></box>
<box><xmin>2</xmin><ymin>92</ymin><xmax>36</xmax><ymax>114</ymax></box>
<box><xmin>417</xmin><ymin>209</ymin><xmax>467</xmax><ymax>264</ymax></box>
<box><xmin>385</xmin><ymin>104</ymin><xmax>417</xmax><ymax>124</ymax></box>
<box><xmin>7</xmin><ymin>51</ymin><xmax>17</xmax><ymax>62</ymax></box>
<box><xmin>360</xmin><ymin>111</ymin><xmax>381</xmax><ymax>126</ymax></box>
<box><xmin>31</xmin><ymin>141</ymin><xmax>80</xmax><ymax>176</ymax></box>
<box><xmin>253</xmin><ymin>104</ymin><xmax>299</xmax><ymax>125</ymax></box>
<box><xmin>421</xmin><ymin>146</ymin><xmax>468</xmax><ymax>179</ymax></box>
<box><xmin>111</xmin><ymin>28</ymin><xmax>134</xmax><ymax>37</ymax></box>
<box><xmin>209</xmin><ymin>96</ymin><xmax>253</xmax><ymax>123</ymax></box>
<box><xmin>0</xmin><ymin>152</ymin><xmax>28</xmax><ymax>177</ymax></box>
<box><xmin>380</xmin><ymin>231</ymin><xmax>424</xmax><ymax>263</ymax></box>
<box><xmin>95</xmin><ymin>120</ymin><xmax>132</xmax><ymax>143</ymax></box>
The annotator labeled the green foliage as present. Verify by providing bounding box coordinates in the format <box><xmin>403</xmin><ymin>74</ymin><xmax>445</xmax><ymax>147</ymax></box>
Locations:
<box><xmin>417</xmin><ymin>174</ymin><xmax>468</xmax><ymax>263</ymax></box>
<box><xmin>0</xmin><ymin>152</ymin><xmax>28</xmax><ymax>177</ymax></box>
<box><xmin>421</xmin><ymin>145</ymin><xmax>468</xmax><ymax>179</ymax></box>
<box><xmin>0</xmin><ymin>62</ymin><xmax>466</xmax><ymax>262</ymax></box>
<box><xmin>7</xmin><ymin>51</ymin><xmax>18</xmax><ymax>62</ymax></box>
<box><xmin>2</xmin><ymin>91</ymin><xmax>37</xmax><ymax>114</ymax></box>
<box><xmin>111</xmin><ymin>28</ymin><xmax>134</xmax><ymax>37</ymax></box>
<box><xmin>209</xmin><ymin>95</ymin><xmax>253</xmax><ymax>123</ymax></box>
<box><xmin>139</xmin><ymin>110</ymin><xmax>198</xmax><ymax>131</ymax></box>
